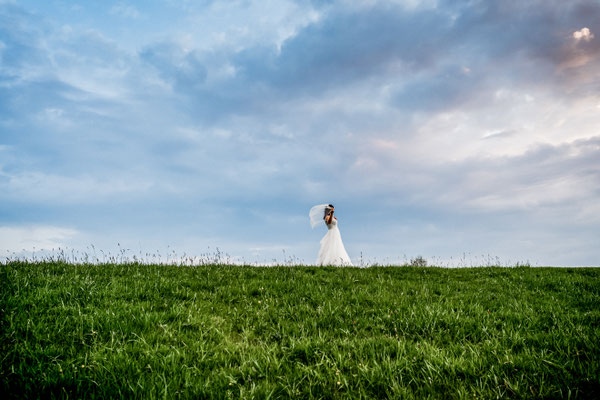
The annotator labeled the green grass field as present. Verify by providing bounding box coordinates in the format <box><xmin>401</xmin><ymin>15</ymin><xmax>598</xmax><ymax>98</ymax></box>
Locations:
<box><xmin>1</xmin><ymin>262</ymin><xmax>599</xmax><ymax>399</ymax></box>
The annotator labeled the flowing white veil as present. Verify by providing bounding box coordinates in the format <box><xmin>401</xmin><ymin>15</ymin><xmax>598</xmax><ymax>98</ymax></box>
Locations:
<box><xmin>309</xmin><ymin>204</ymin><xmax>330</xmax><ymax>228</ymax></box>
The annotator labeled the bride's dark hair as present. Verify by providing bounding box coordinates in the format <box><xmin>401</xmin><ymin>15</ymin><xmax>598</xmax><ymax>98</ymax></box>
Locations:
<box><xmin>323</xmin><ymin>204</ymin><xmax>334</xmax><ymax>219</ymax></box>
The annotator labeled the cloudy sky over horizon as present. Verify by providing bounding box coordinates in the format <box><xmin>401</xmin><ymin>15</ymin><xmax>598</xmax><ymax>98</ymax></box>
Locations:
<box><xmin>1</xmin><ymin>0</ymin><xmax>599</xmax><ymax>266</ymax></box>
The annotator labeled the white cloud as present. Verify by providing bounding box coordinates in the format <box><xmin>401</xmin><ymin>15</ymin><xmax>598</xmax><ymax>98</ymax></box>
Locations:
<box><xmin>0</xmin><ymin>225</ymin><xmax>79</xmax><ymax>253</ymax></box>
<box><xmin>573</xmin><ymin>27</ymin><xmax>594</xmax><ymax>42</ymax></box>
<box><xmin>1</xmin><ymin>171</ymin><xmax>155</xmax><ymax>204</ymax></box>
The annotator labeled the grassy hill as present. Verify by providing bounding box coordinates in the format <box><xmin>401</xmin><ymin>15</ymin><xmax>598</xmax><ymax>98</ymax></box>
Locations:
<box><xmin>1</xmin><ymin>262</ymin><xmax>599</xmax><ymax>398</ymax></box>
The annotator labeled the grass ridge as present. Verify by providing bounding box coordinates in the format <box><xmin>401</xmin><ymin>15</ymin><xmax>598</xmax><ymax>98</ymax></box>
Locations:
<box><xmin>1</xmin><ymin>262</ymin><xmax>599</xmax><ymax>399</ymax></box>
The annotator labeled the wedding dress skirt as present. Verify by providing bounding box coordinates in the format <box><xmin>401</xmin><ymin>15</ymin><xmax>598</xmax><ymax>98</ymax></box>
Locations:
<box><xmin>316</xmin><ymin>218</ymin><xmax>353</xmax><ymax>266</ymax></box>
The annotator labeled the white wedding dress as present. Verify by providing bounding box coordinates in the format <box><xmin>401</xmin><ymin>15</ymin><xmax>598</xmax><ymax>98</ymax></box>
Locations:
<box><xmin>316</xmin><ymin>218</ymin><xmax>353</xmax><ymax>266</ymax></box>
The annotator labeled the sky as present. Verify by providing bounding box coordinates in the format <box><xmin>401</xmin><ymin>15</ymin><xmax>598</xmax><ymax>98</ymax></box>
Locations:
<box><xmin>1</xmin><ymin>0</ymin><xmax>599</xmax><ymax>266</ymax></box>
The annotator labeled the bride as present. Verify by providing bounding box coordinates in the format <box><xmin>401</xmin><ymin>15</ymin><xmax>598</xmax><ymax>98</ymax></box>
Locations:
<box><xmin>309</xmin><ymin>204</ymin><xmax>353</xmax><ymax>266</ymax></box>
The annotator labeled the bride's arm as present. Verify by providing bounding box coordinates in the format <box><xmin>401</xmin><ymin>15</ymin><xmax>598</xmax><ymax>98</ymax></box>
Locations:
<box><xmin>325</xmin><ymin>210</ymin><xmax>333</xmax><ymax>224</ymax></box>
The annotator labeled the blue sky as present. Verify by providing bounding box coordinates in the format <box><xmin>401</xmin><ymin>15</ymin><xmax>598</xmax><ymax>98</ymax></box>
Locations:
<box><xmin>1</xmin><ymin>0</ymin><xmax>599</xmax><ymax>266</ymax></box>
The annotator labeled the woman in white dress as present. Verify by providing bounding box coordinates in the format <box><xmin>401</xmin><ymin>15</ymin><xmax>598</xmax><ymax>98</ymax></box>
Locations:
<box><xmin>309</xmin><ymin>204</ymin><xmax>353</xmax><ymax>266</ymax></box>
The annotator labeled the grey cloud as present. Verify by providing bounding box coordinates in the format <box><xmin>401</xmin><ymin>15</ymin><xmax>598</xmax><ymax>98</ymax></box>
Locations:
<box><xmin>7</xmin><ymin>0</ymin><xmax>592</xmax><ymax>125</ymax></box>
<box><xmin>382</xmin><ymin>0</ymin><xmax>600</xmax><ymax>113</ymax></box>
<box><xmin>188</xmin><ymin>0</ymin><xmax>599</xmax><ymax>119</ymax></box>
<box><xmin>448</xmin><ymin>1</ymin><xmax>600</xmax><ymax>75</ymax></box>
<box><xmin>148</xmin><ymin>4</ymin><xmax>459</xmax><ymax>122</ymax></box>
<box><xmin>80</xmin><ymin>0</ymin><xmax>591</xmax><ymax>125</ymax></box>
<box><xmin>235</xmin><ymin>6</ymin><xmax>453</xmax><ymax>92</ymax></box>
